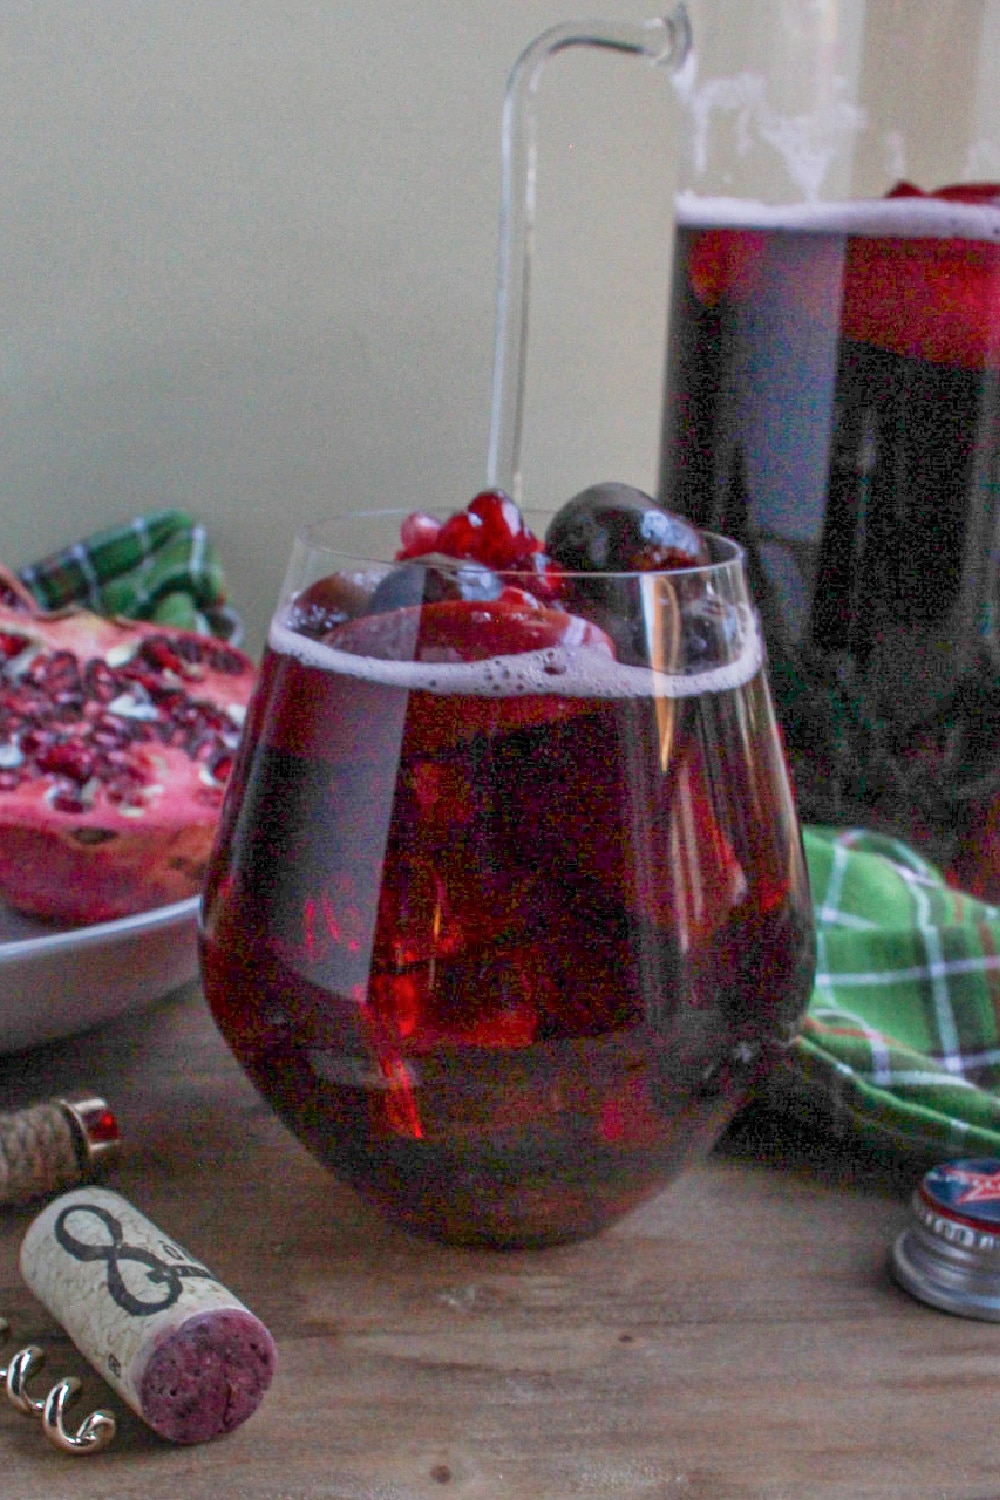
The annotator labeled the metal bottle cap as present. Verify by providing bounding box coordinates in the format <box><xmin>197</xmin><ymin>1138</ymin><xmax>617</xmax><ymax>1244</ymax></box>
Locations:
<box><xmin>59</xmin><ymin>1097</ymin><xmax>121</xmax><ymax>1169</ymax></box>
<box><xmin>891</xmin><ymin>1158</ymin><xmax>1000</xmax><ymax>1320</ymax></box>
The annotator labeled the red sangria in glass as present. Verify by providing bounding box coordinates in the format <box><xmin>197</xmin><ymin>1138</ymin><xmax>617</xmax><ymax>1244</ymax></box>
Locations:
<box><xmin>199</xmin><ymin>487</ymin><xmax>815</xmax><ymax>1246</ymax></box>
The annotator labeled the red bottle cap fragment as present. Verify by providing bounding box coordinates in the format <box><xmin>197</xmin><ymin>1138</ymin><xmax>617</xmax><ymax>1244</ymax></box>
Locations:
<box><xmin>60</xmin><ymin>1097</ymin><xmax>121</xmax><ymax>1166</ymax></box>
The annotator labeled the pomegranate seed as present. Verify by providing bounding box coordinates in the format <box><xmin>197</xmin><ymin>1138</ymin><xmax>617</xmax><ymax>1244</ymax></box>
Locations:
<box><xmin>140</xmin><ymin>635</ymin><xmax>185</xmax><ymax>673</ymax></box>
<box><xmin>50</xmin><ymin>783</ymin><xmax>88</xmax><ymax>813</ymax></box>
<box><xmin>436</xmin><ymin>511</ymin><xmax>483</xmax><ymax>560</ymax></box>
<box><xmin>397</xmin><ymin>511</ymin><xmax>443</xmax><ymax>560</ymax></box>
<box><xmin>119</xmin><ymin>665</ymin><xmax>162</xmax><ymax>694</ymax></box>
<box><xmin>20</xmin><ymin>727</ymin><xmax>56</xmax><ymax>755</ymax></box>
<box><xmin>101</xmin><ymin>748</ymin><xmax>137</xmax><ymax>770</ymax></box>
<box><xmin>519</xmin><ymin>552</ymin><xmax>566</xmax><ymax>602</ymax></box>
<box><xmin>37</xmin><ymin>742</ymin><xmax>95</xmax><ymax>782</ymax></box>
<box><xmin>0</xmin><ymin>633</ymin><xmax>27</xmax><ymax>661</ymax></box>
<box><xmin>208</xmin><ymin>751</ymin><xmax>234</xmax><ymax>782</ymax></box>
<box><xmin>207</xmin><ymin>646</ymin><xmax>247</xmax><ymax>675</ymax></box>
<box><xmin>41</xmin><ymin>650</ymin><xmax>82</xmax><ymax>692</ymax></box>
<box><xmin>467</xmin><ymin>490</ymin><xmax>527</xmax><ymax>567</ymax></box>
<box><xmin>91</xmin><ymin>722</ymin><xmax>128</xmax><ymax>749</ymax></box>
<box><xmin>83</xmin><ymin>658</ymin><xmax>120</xmax><ymax>702</ymax></box>
<box><xmin>172</xmin><ymin>635</ymin><xmax>205</xmax><ymax>663</ymax></box>
<box><xmin>146</xmin><ymin>685</ymin><xmax>186</xmax><ymax>712</ymax></box>
<box><xmin>53</xmin><ymin>691</ymin><xmax>85</xmax><ymax>716</ymax></box>
<box><xmin>192</xmin><ymin>702</ymin><xmax>226</xmax><ymax>730</ymax></box>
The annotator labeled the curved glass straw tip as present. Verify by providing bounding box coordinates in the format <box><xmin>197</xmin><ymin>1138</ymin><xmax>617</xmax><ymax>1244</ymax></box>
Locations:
<box><xmin>487</xmin><ymin>10</ymin><xmax>693</xmax><ymax>502</ymax></box>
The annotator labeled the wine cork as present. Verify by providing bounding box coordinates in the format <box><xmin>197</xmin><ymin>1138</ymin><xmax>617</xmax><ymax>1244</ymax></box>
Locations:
<box><xmin>19</xmin><ymin>1188</ymin><xmax>275</xmax><ymax>1444</ymax></box>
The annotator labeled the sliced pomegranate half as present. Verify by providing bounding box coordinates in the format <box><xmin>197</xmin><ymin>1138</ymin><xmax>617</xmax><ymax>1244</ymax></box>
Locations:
<box><xmin>0</xmin><ymin>568</ymin><xmax>255</xmax><ymax>925</ymax></box>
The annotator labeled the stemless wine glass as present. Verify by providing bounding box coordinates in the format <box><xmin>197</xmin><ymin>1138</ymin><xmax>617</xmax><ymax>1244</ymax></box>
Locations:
<box><xmin>199</xmin><ymin>507</ymin><xmax>814</xmax><ymax>1247</ymax></box>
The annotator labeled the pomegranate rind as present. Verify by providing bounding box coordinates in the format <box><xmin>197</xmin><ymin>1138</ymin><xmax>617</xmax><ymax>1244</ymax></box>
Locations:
<box><xmin>0</xmin><ymin>592</ymin><xmax>254</xmax><ymax>925</ymax></box>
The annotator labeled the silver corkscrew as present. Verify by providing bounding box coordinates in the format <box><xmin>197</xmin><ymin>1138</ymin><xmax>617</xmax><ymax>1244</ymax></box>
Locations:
<box><xmin>0</xmin><ymin>1316</ymin><xmax>116</xmax><ymax>1454</ymax></box>
<box><xmin>0</xmin><ymin>1095</ymin><xmax>122</xmax><ymax>1455</ymax></box>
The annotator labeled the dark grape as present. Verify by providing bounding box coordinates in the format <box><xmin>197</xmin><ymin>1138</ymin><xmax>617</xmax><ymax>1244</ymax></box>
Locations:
<box><xmin>543</xmin><ymin>484</ymin><xmax>709</xmax><ymax>665</ymax></box>
<box><xmin>365</xmin><ymin>555</ymin><xmax>502</xmax><ymax>615</ymax></box>
<box><xmin>544</xmin><ymin>483</ymin><xmax>707</xmax><ymax>574</ymax></box>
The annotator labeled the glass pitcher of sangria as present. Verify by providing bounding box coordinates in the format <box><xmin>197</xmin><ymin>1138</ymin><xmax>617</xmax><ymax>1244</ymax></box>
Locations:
<box><xmin>492</xmin><ymin>1</ymin><xmax>1000</xmax><ymax>900</ymax></box>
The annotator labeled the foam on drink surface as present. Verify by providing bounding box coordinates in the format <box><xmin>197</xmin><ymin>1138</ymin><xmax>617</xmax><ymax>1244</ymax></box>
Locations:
<box><xmin>676</xmin><ymin>191</ymin><xmax>1000</xmax><ymax>241</ymax></box>
<box><xmin>268</xmin><ymin>607</ymin><xmax>763</xmax><ymax>701</ymax></box>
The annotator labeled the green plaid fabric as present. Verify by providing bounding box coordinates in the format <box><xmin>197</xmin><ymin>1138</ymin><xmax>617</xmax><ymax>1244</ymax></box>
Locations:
<box><xmin>18</xmin><ymin>510</ymin><xmax>237</xmax><ymax>639</ymax></box>
<box><xmin>772</xmin><ymin>826</ymin><xmax>1000</xmax><ymax>1158</ymax></box>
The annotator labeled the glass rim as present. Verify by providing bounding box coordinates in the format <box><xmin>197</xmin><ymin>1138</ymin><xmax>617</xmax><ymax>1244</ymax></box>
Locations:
<box><xmin>292</xmin><ymin>508</ymin><xmax>746</xmax><ymax>583</ymax></box>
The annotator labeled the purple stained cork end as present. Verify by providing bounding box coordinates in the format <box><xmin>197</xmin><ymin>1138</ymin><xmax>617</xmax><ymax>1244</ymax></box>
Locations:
<box><xmin>138</xmin><ymin>1307</ymin><xmax>276</xmax><ymax>1444</ymax></box>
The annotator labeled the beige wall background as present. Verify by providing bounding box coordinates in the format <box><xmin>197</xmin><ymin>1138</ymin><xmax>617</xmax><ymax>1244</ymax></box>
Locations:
<box><xmin>0</xmin><ymin>3</ymin><xmax>676</xmax><ymax>656</ymax></box>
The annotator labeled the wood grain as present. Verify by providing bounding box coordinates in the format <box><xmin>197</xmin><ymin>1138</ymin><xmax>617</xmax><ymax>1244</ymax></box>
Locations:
<box><xmin>0</xmin><ymin>984</ymin><xmax>988</xmax><ymax>1500</ymax></box>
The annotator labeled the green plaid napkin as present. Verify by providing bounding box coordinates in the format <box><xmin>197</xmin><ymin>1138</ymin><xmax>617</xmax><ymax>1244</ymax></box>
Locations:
<box><xmin>18</xmin><ymin>510</ymin><xmax>238</xmax><ymax>640</ymax></box>
<box><xmin>772</xmin><ymin>826</ymin><xmax>1000</xmax><ymax>1158</ymax></box>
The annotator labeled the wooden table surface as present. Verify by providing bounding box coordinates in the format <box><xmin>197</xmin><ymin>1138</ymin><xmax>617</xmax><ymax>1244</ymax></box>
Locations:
<box><xmin>0</xmin><ymin>982</ymin><xmax>991</xmax><ymax>1500</ymax></box>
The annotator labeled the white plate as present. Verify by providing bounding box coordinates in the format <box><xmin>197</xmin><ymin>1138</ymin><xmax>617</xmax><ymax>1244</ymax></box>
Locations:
<box><xmin>0</xmin><ymin>896</ymin><xmax>200</xmax><ymax>1053</ymax></box>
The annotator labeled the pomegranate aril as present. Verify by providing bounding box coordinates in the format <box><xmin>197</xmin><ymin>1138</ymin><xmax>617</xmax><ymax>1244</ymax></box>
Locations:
<box><xmin>397</xmin><ymin>512</ymin><xmax>443</xmax><ymax>560</ymax></box>
<box><xmin>138</xmin><ymin>635</ymin><xmax>185</xmax><ymax>672</ymax></box>
<box><xmin>190</xmin><ymin>701</ymin><xmax>226</xmax><ymax>729</ymax></box>
<box><xmin>38</xmin><ymin>650</ymin><xmax>82</xmax><ymax>692</ymax></box>
<box><xmin>118</xmin><ymin>666</ymin><xmax>166</xmax><ymax>695</ymax></box>
<box><xmin>13</xmin><ymin>704</ymin><xmax>52</xmax><ymax>732</ymax></box>
<box><xmin>36</xmin><ymin>742</ymin><xmax>95</xmax><ymax>782</ymax></box>
<box><xmin>0</xmin><ymin>633</ymin><xmax>27</xmax><ymax>661</ymax></box>
<box><xmin>467</xmin><ymin>490</ymin><xmax>537</xmax><ymax>568</ymax></box>
<box><xmin>390</xmin><ymin>494</ymin><xmax>549</xmax><ymax>590</ymax></box>
<box><xmin>53</xmin><ymin>689</ymin><xmax>86</xmax><ymax>713</ymax></box>
<box><xmin>83</xmin><ymin>658</ymin><xmax>120</xmax><ymax>703</ymax></box>
<box><xmin>208</xmin><ymin>751</ymin><xmax>234</xmax><ymax>782</ymax></box>
<box><xmin>146</xmin><ymin>685</ymin><xmax>186</xmax><ymax>712</ymax></box>
<box><xmin>435</xmin><ymin>511</ymin><xmax>483</xmax><ymax>561</ymax></box>
<box><xmin>207</xmin><ymin>646</ymin><xmax>248</xmax><ymax>676</ymax></box>
<box><xmin>101</xmin><ymin>746</ymin><xmax>140</xmax><ymax>769</ymax></box>
<box><xmin>171</xmin><ymin>635</ymin><xmax>205</xmax><ymax>663</ymax></box>
<box><xmin>90</xmin><ymin>718</ymin><xmax>131</xmax><ymax>748</ymax></box>
<box><xmin>106</xmin><ymin>782</ymin><xmax>141</xmax><ymax>806</ymax></box>
<box><xmin>50</xmin><ymin>782</ymin><xmax>91</xmax><ymax>814</ymax></box>
<box><xmin>19</xmin><ymin>726</ymin><xmax>57</xmax><ymax>756</ymax></box>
